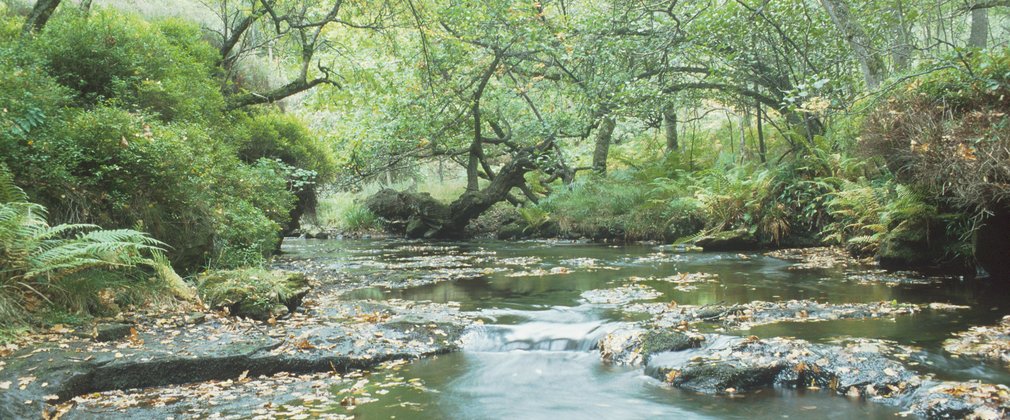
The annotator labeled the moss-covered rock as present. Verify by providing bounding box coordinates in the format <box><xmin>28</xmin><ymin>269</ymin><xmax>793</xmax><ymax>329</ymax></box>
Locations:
<box><xmin>197</xmin><ymin>269</ymin><xmax>310</xmax><ymax>320</ymax></box>
<box><xmin>693</xmin><ymin>229</ymin><xmax>759</xmax><ymax>251</ymax></box>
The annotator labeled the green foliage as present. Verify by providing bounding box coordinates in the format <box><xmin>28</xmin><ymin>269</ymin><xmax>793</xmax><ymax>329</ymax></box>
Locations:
<box><xmin>821</xmin><ymin>179</ymin><xmax>974</xmax><ymax>263</ymax></box>
<box><xmin>233</xmin><ymin>112</ymin><xmax>336</xmax><ymax>183</ymax></box>
<box><xmin>0</xmin><ymin>166</ymin><xmax>176</xmax><ymax>326</ymax></box>
<box><xmin>211</xmin><ymin>200</ymin><xmax>283</xmax><ymax>269</ymax></box>
<box><xmin>340</xmin><ymin>203</ymin><xmax>380</xmax><ymax>232</ymax></box>
<box><xmin>537</xmin><ymin>175</ymin><xmax>673</xmax><ymax>240</ymax></box>
<box><xmin>517</xmin><ymin>206</ymin><xmax>550</xmax><ymax>233</ymax></box>
<box><xmin>0</xmin><ymin>8</ymin><xmax>315</xmax><ymax>272</ymax></box>
<box><xmin>29</xmin><ymin>10</ymin><xmax>224</xmax><ymax>121</ymax></box>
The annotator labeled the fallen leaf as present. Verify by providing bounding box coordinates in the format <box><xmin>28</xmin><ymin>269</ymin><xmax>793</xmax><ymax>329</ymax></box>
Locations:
<box><xmin>294</xmin><ymin>339</ymin><xmax>316</xmax><ymax>350</ymax></box>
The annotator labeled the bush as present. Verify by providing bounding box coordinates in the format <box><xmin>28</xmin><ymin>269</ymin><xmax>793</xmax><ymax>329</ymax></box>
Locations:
<box><xmin>28</xmin><ymin>10</ymin><xmax>224</xmax><ymax>121</ymax></box>
<box><xmin>537</xmin><ymin>174</ymin><xmax>674</xmax><ymax>240</ymax></box>
<box><xmin>0</xmin><ymin>8</ymin><xmax>306</xmax><ymax>271</ymax></box>
<box><xmin>822</xmin><ymin>178</ymin><xmax>972</xmax><ymax>267</ymax></box>
<box><xmin>233</xmin><ymin>112</ymin><xmax>336</xmax><ymax>183</ymax></box>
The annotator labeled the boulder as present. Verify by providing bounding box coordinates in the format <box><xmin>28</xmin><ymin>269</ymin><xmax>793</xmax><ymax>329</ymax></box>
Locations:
<box><xmin>693</xmin><ymin>229</ymin><xmax>759</xmax><ymax>251</ymax></box>
<box><xmin>600</xmin><ymin>327</ymin><xmax>703</xmax><ymax>366</ymax></box>
<box><xmin>365</xmin><ymin>189</ymin><xmax>450</xmax><ymax>238</ymax></box>
<box><xmin>976</xmin><ymin>210</ymin><xmax>1010</xmax><ymax>279</ymax></box>
<box><xmin>198</xmin><ymin>270</ymin><xmax>311</xmax><ymax>321</ymax></box>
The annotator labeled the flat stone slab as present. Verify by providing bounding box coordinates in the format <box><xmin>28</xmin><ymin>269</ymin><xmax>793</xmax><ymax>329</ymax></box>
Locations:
<box><xmin>61</xmin><ymin>359</ymin><xmax>429</xmax><ymax>419</ymax></box>
<box><xmin>0</xmin><ymin>298</ymin><xmax>468</xmax><ymax>419</ymax></box>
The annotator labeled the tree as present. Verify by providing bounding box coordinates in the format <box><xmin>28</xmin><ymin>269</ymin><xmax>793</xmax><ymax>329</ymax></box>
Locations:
<box><xmin>22</xmin><ymin>0</ymin><xmax>61</xmax><ymax>35</ymax></box>
<box><xmin>201</xmin><ymin>0</ymin><xmax>392</xmax><ymax>109</ymax></box>
<box><xmin>820</xmin><ymin>0</ymin><xmax>887</xmax><ymax>89</ymax></box>
<box><xmin>970</xmin><ymin>8</ymin><xmax>989</xmax><ymax>48</ymax></box>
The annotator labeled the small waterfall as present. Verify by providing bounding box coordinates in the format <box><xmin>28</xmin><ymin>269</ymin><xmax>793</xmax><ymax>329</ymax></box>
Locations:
<box><xmin>462</xmin><ymin>306</ymin><xmax>622</xmax><ymax>352</ymax></box>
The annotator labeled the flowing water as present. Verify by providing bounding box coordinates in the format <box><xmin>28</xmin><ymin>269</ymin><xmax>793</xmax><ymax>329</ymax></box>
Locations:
<box><xmin>281</xmin><ymin>239</ymin><xmax>1010</xmax><ymax>419</ymax></box>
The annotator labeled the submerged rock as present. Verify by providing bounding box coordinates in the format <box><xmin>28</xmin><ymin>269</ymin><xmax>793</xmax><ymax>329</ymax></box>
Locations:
<box><xmin>943</xmin><ymin>315</ymin><xmax>1010</xmax><ymax>367</ymax></box>
<box><xmin>581</xmin><ymin>284</ymin><xmax>662</xmax><ymax>305</ymax></box>
<box><xmin>765</xmin><ymin>247</ymin><xmax>865</xmax><ymax>270</ymax></box>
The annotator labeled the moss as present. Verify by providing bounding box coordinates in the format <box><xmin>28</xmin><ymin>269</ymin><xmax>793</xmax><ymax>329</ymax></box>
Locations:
<box><xmin>198</xmin><ymin>269</ymin><xmax>310</xmax><ymax>320</ymax></box>
<box><xmin>640</xmin><ymin>330</ymin><xmax>702</xmax><ymax>356</ymax></box>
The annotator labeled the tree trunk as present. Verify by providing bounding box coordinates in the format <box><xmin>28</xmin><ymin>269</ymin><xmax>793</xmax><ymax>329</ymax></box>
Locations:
<box><xmin>820</xmin><ymin>0</ymin><xmax>886</xmax><ymax>89</ymax></box>
<box><xmin>592</xmin><ymin>116</ymin><xmax>616</xmax><ymax>174</ymax></box>
<box><xmin>892</xmin><ymin>0</ymin><xmax>912</xmax><ymax>71</ymax></box>
<box><xmin>756</xmin><ymin>102</ymin><xmax>767</xmax><ymax>164</ymax></box>
<box><xmin>22</xmin><ymin>0</ymin><xmax>61</xmax><ymax>35</ymax></box>
<box><xmin>445</xmin><ymin>154</ymin><xmax>537</xmax><ymax>236</ymax></box>
<box><xmin>969</xmin><ymin>8</ymin><xmax>989</xmax><ymax>48</ymax></box>
<box><xmin>80</xmin><ymin>0</ymin><xmax>93</xmax><ymax>13</ymax></box>
<box><xmin>663</xmin><ymin>106</ymin><xmax>678</xmax><ymax>153</ymax></box>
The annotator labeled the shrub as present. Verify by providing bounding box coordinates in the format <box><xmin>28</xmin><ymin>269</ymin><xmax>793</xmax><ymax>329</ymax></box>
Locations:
<box><xmin>537</xmin><ymin>174</ymin><xmax>673</xmax><ymax>240</ymax></box>
<box><xmin>822</xmin><ymin>178</ymin><xmax>972</xmax><ymax>265</ymax></box>
<box><xmin>233</xmin><ymin>112</ymin><xmax>336</xmax><ymax>183</ymax></box>
<box><xmin>341</xmin><ymin>203</ymin><xmax>380</xmax><ymax>232</ymax></box>
<box><xmin>29</xmin><ymin>10</ymin><xmax>224</xmax><ymax>121</ymax></box>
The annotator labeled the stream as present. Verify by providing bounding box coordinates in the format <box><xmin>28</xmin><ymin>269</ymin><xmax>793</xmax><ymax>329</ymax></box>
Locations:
<box><xmin>279</xmin><ymin>239</ymin><xmax>1010</xmax><ymax>419</ymax></box>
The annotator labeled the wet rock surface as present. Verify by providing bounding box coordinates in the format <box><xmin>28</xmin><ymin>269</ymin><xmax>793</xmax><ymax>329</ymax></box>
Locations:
<box><xmin>0</xmin><ymin>284</ymin><xmax>469</xmax><ymax>419</ymax></box>
<box><xmin>599</xmin><ymin>332</ymin><xmax>1009</xmax><ymax>417</ymax></box>
<box><xmin>646</xmin><ymin>336</ymin><xmax>923</xmax><ymax>398</ymax></box>
<box><xmin>62</xmin><ymin>359</ymin><xmax>430</xmax><ymax>419</ymax></box>
<box><xmin>908</xmin><ymin>381</ymin><xmax>1010</xmax><ymax>419</ymax></box>
<box><xmin>943</xmin><ymin>315</ymin><xmax>1010</xmax><ymax>367</ymax></box>
<box><xmin>599</xmin><ymin>328</ymin><xmax>704</xmax><ymax>366</ymax></box>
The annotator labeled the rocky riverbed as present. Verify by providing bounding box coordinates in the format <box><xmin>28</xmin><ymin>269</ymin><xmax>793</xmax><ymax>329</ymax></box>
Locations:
<box><xmin>3</xmin><ymin>240</ymin><xmax>1009</xmax><ymax>419</ymax></box>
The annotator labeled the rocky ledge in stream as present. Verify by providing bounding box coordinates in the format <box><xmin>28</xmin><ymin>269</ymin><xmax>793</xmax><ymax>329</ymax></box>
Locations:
<box><xmin>600</xmin><ymin>329</ymin><xmax>1010</xmax><ymax>418</ymax></box>
<box><xmin>943</xmin><ymin>315</ymin><xmax>1010</xmax><ymax>368</ymax></box>
<box><xmin>622</xmin><ymin>299</ymin><xmax>968</xmax><ymax>330</ymax></box>
<box><xmin>0</xmin><ymin>291</ymin><xmax>469</xmax><ymax>419</ymax></box>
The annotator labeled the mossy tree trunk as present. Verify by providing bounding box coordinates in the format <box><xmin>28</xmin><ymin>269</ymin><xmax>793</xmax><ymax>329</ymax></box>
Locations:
<box><xmin>592</xmin><ymin>116</ymin><xmax>616</xmax><ymax>174</ymax></box>
<box><xmin>22</xmin><ymin>0</ymin><xmax>61</xmax><ymax>35</ymax></box>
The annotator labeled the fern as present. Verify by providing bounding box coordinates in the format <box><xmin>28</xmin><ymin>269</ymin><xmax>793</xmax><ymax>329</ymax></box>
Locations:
<box><xmin>0</xmin><ymin>166</ymin><xmax>181</xmax><ymax>326</ymax></box>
